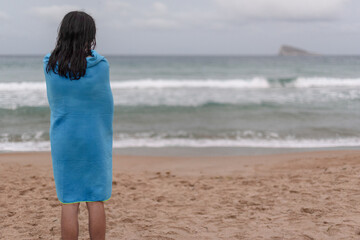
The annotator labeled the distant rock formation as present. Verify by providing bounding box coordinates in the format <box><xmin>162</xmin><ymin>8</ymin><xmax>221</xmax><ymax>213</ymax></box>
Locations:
<box><xmin>278</xmin><ymin>45</ymin><xmax>319</xmax><ymax>56</ymax></box>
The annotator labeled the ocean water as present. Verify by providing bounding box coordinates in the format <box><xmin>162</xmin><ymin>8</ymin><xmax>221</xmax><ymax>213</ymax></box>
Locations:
<box><xmin>0</xmin><ymin>55</ymin><xmax>359</xmax><ymax>153</ymax></box>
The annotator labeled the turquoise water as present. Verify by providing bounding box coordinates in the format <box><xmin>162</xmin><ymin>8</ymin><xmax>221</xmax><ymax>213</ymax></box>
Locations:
<box><xmin>0</xmin><ymin>55</ymin><xmax>359</xmax><ymax>152</ymax></box>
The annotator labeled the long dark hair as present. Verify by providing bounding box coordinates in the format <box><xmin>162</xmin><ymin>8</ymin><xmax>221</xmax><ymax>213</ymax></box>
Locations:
<box><xmin>46</xmin><ymin>11</ymin><xmax>96</xmax><ymax>80</ymax></box>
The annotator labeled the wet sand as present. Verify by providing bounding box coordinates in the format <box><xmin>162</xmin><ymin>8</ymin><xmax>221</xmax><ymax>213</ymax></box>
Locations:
<box><xmin>1</xmin><ymin>150</ymin><xmax>360</xmax><ymax>239</ymax></box>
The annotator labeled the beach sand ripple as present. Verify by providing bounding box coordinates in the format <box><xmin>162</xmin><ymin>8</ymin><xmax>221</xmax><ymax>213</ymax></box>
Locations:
<box><xmin>1</xmin><ymin>151</ymin><xmax>360</xmax><ymax>239</ymax></box>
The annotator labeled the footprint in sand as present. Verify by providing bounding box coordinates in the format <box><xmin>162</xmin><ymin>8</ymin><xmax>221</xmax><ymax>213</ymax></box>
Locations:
<box><xmin>167</xmin><ymin>225</ymin><xmax>195</xmax><ymax>235</ymax></box>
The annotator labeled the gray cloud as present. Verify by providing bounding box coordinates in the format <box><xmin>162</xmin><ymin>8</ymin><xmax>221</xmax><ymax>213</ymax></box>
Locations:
<box><xmin>30</xmin><ymin>5</ymin><xmax>81</xmax><ymax>23</ymax></box>
<box><xmin>0</xmin><ymin>0</ymin><xmax>359</xmax><ymax>55</ymax></box>
<box><xmin>0</xmin><ymin>11</ymin><xmax>9</xmax><ymax>20</ymax></box>
<box><xmin>214</xmin><ymin>0</ymin><xmax>349</xmax><ymax>21</ymax></box>
<box><xmin>98</xmin><ymin>1</ymin><xmax>182</xmax><ymax>30</ymax></box>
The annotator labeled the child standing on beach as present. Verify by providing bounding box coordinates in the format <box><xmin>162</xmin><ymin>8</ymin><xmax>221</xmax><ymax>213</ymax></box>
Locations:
<box><xmin>43</xmin><ymin>11</ymin><xmax>114</xmax><ymax>240</ymax></box>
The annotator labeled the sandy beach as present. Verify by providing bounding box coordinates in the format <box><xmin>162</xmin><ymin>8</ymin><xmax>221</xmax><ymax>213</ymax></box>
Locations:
<box><xmin>1</xmin><ymin>150</ymin><xmax>360</xmax><ymax>239</ymax></box>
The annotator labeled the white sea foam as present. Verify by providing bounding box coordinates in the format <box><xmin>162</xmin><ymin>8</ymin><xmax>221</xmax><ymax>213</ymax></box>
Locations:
<box><xmin>294</xmin><ymin>77</ymin><xmax>360</xmax><ymax>88</ymax></box>
<box><xmin>112</xmin><ymin>137</ymin><xmax>360</xmax><ymax>148</ymax></box>
<box><xmin>110</xmin><ymin>78</ymin><xmax>270</xmax><ymax>89</ymax></box>
<box><xmin>1</xmin><ymin>137</ymin><xmax>359</xmax><ymax>152</ymax></box>
<box><xmin>0</xmin><ymin>82</ymin><xmax>46</xmax><ymax>91</ymax></box>
<box><xmin>1</xmin><ymin>78</ymin><xmax>359</xmax><ymax>109</ymax></box>
<box><xmin>1</xmin><ymin>78</ymin><xmax>360</xmax><ymax>92</ymax></box>
<box><xmin>0</xmin><ymin>141</ymin><xmax>50</xmax><ymax>152</ymax></box>
<box><xmin>0</xmin><ymin>78</ymin><xmax>270</xmax><ymax>91</ymax></box>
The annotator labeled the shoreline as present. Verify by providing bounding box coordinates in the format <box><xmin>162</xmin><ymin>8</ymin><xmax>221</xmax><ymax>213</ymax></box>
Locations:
<box><xmin>2</xmin><ymin>149</ymin><xmax>360</xmax><ymax>175</ymax></box>
<box><xmin>2</xmin><ymin>150</ymin><xmax>360</xmax><ymax>239</ymax></box>
<box><xmin>1</xmin><ymin>145</ymin><xmax>360</xmax><ymax>156</ymax></box>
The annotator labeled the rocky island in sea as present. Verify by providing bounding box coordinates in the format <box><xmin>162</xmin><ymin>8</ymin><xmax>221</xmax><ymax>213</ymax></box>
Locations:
<box><xmin>278</xmin><ymin>45</ymin><xmax>319</xmax><ymax>56</ymax></box>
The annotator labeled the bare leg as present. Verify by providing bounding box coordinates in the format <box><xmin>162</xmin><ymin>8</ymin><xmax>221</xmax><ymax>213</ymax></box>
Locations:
<box><xmin>61</xmin><ymin>203</ymin><xmax>80</xmax><ymax>240</ymax></box>
<box><xmin>86</xmin><ymin>201</ymin><xmax>106</xmax><ymax>240</ymax></box>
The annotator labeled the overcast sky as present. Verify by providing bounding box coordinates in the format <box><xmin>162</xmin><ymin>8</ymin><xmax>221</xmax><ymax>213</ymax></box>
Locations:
<box><xmin>0</xmin><ymin>0</ymin><xmax>359</xmax><ymax>55</ymax></box>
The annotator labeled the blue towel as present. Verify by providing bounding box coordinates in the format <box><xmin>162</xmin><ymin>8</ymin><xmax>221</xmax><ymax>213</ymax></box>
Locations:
<box><xmin>43</xmin><ymin>50</ymin><xmax>114</xmax><ymax>204</ymax></box>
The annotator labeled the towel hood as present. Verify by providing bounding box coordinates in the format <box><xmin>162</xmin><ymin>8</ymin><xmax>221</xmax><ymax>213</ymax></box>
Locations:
<box><xmin>43</xmin><ymin>49</ymin><xmax>104</xmax><ymax>68</ymax></box>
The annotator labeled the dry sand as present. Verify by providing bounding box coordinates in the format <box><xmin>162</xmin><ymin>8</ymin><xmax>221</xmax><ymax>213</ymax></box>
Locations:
<box><xmin>1</xmin><ymin>150</ymin><xmax>360</xmax><ymax>239</ymax></box>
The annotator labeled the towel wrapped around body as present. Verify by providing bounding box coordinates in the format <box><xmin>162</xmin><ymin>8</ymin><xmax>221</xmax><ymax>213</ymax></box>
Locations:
<box><xmin>43</xmin><ymin>50</ymin><xmax>114</xmax><ymax>204</ymax></box>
